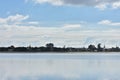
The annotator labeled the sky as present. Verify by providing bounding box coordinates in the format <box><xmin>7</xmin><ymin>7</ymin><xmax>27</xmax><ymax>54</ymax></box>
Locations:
<box><xmin>0</xmin><ymin>0</ymin><xmax>120</xmax><ymax>47</ymax></box>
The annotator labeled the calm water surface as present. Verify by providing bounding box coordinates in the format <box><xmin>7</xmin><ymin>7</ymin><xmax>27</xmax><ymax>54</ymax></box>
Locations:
<box><xmin>0</xmin><ymin>52</ymin><xmax>120</xmax><ymax>80</ymax></box>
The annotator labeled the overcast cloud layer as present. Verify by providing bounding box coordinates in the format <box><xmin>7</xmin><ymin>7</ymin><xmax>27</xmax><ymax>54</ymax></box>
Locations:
<box><xmin>32</xmin><ymin>0</ymin><xmax>120</xmax><ymax>9</ymax></box>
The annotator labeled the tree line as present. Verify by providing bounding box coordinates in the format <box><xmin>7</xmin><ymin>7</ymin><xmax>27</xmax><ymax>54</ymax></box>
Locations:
<box><xmin>0</xmin><ymin>43</ymin><xmax>120</xmax><ymax>52</ymax></box>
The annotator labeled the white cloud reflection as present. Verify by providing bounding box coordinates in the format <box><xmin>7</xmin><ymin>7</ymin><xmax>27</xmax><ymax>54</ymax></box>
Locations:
<box><xmin>0</xmin><ymin>54</ymin><xmax>120</xmax><ymax>80</ymax></box>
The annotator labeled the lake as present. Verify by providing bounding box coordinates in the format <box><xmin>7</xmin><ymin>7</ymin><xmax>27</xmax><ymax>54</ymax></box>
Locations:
<box><xmin>0</xmin><ymin>52</ymin><xmax>120</xmax><ymax>80</ymax></box>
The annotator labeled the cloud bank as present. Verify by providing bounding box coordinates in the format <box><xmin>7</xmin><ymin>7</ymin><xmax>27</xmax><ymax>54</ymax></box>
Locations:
<box><xmin>32</xmin><ymin>0</ymin><xmax>120</xmax><ymax>9</ymax></box>
<box><xmin>98</xmin><ymin>20</ymin><xmax>120</xmax><ymax>26</ymax></box>
<box><xmin>0</xmin><ymin>14</ymin><xmax>120</xmax><ymax>47</ymax></box>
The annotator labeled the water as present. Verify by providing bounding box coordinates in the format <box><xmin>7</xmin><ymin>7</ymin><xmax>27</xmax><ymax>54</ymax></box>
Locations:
<box><xmin>0</xmin><ymin>52</ymin><xmax>120</xmax><ymax>80</ymax></box>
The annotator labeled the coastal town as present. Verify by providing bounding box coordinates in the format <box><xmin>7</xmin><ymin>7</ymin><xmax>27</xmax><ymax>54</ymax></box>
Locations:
<box><xmin>0</xmin><ymin>43</ymin><xmax>120</xmax><ymax>52</ymax></box>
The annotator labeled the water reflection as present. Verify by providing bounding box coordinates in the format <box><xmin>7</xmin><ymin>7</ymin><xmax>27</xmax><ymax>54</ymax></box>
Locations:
<box><xmin>0</xmin><ymin>53</ymin><xmax>120</xmax><ymax>80</ymax></box>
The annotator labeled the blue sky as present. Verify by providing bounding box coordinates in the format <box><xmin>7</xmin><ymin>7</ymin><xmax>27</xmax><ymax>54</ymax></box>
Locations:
<box><xmin>0</xmin><ymin>0</ymin><xmax>120</xmax><ymax>47</ymax></box>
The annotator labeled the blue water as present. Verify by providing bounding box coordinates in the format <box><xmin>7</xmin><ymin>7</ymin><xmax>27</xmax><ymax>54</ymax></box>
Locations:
<box><xmin>0</xmin><ymin>52</ymin><xmax>120</xmax><ymax>80</ymax></box>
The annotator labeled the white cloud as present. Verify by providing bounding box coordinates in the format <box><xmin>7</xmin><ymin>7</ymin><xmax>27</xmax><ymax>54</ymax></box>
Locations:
<box><xmin>31</xmin><ymin>0</ymin><xmax>120</xmax><ymax>9</ymax></box>
<box><xmin>33</xmin><ymin>0</ymin><xmax>63</xmax><ymax>5</ymax></box>
<box><xmin>0</xmin><ymin>14</ymin><xmax>29</xmax><ymax>24</ymax></box>
<box><xmin>63</xmin><ymin>24</ymin><xmax>81</xmax><ymax>28</ymax></box>
<box><xmin>98</xmin><ymin>20</ymin><xmax>111</xmax><ymax>25</ymax></box>
<box><xmin>28</xmin><ymin>21</ymin><xmax>39</xmax><ymax>25</ymax></box>
<box><xmin>0</xmin><ymin>14</ymin><xmax>120</xmax><ymax>47</ymax></box>
<box><xmin>98</xmin><ymin>20</ymin><xmax>120</xmax><ymax>26</ymax></box>
<box><xmin>8</xmin><ymin>14</ymin><xmax>29</xmax><ymax>22</ymax></box>
<box><xmin>1</xmin><ymin>23</ymin><xmax>120</xmax><ymax>47</ymax></box>
<box><xmin>112</xmin><ymin>1</ymin><xmax>120</xmax><ymax>9</ymax></box>
<box><xmin>95</xmin><ymin>3</ymin><xmax>108</xmax><ymax>10</ymax></box>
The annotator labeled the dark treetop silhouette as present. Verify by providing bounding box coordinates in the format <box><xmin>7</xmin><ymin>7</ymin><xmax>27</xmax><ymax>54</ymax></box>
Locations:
<box><xmin>0</xmin><ymin>43</ymin><xmax>120</xmax><ymax>52</ymax></box>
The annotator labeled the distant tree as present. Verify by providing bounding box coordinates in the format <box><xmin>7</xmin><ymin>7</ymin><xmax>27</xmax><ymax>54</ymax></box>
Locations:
<box><xmin>8</xmin><ymin>45</ymin><xmax>15</xmax><ymax>52</ymax></box>
<box><xmin>46</xmin><ymin>43</ymin><xmax>54</xmax><ymax>48</ymax></box>
<box><xmin>88</xmin><ymin>44</ymin><xmax>96</xmax><ymax>51</ymax></box>
<box><xmin>14</xmin><ymin>47</ymin><xmax>27</xmax><ymax>52</ymax></box>
<box><xmin>97</xmin><ymin>43</ymin><xmax>103</xmax><ymax>52</ymax></box>
<box><xmin>46</xmin><ymin>43</ymin><xmax>54</xmax><ymax>51</ymax></box>
<box><xmin>27</xmin><ymin>45</ymin><xmax>32</xmax><ymax>51</ymax></box>
<box><xmin>10</xmin><ymin>45</ymin><xmax>15</xmax><ymax>49</ymax></box>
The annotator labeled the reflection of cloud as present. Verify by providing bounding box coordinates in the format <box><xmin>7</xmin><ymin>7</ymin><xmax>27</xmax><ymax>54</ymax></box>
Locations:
<box><xmin>0</xmin><ymin>55</ymin><xmax>120</xmax><ymax>80</ymax></box>
<box><xmin>0</xmin><ymin>59</ymin><xmax>81</xmax><ymax>80</ymax></box>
